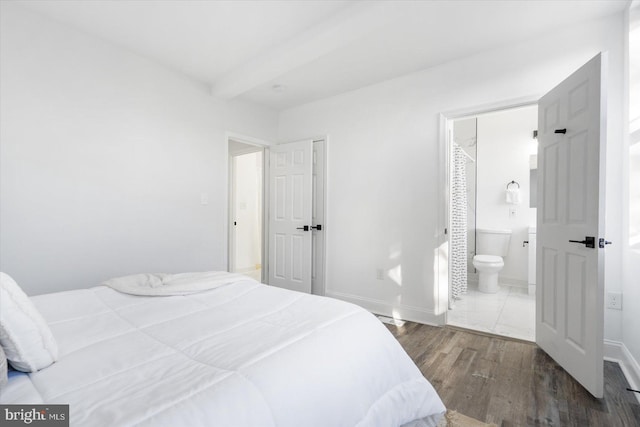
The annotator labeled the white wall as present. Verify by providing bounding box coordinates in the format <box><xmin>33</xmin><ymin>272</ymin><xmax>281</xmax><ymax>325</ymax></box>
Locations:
<box><xmin>476</xmin><ymin>106</ymin><xmax>538</xmax><ymax>285</ymax></box>
<box><xmin>621</xmin><ymin>1</ymin><xmax>640</xmax><ymax>388</ymax></box>
<box><xmin>225</xmin><ymin>99</ymin><xmax>279</xmax><ymax>143</ymax></box>
<box><xmin>0</xmin><ymin>3</ymin><xmax>277</xmax><ymax>295</ymax></box>
<box><xmin>278</xmin><ymin>13</ymin><xmax>625</xmax><ymax>332</ymax></box>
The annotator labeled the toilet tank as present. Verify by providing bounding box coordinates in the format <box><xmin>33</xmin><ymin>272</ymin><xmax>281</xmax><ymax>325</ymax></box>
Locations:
<box><xmin>476</xmin><ymin>228</ymin><xmax>512</xmax><ymax>256</ymax></box>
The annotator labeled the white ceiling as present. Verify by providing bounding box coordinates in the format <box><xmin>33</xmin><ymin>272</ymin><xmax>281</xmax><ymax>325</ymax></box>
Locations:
<box><xmin>16</xmin><ymin>0</ymin><xmax>627</xmax><ymax>111</ymax></box>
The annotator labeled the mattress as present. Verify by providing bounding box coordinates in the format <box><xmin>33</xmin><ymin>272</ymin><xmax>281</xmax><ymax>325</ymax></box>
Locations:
<box><xmin>1</xmin><ymin>277</ymin><xmax>445</xmax><ymax>426</ymax></box>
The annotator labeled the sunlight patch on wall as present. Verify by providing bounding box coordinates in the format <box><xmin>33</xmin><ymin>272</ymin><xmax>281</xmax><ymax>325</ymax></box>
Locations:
<box><xmin>391</xmin><ymin>309</ymin><xmax>403</xmax><ymax>321</ymax></box>
<box><xmin>388</xmin><ymin>244</ymin><xmax>402</xmax><ymax>261</ymax></box>
<box><xmin>433</xmin><ymin>242</ymin><xmax>449</xmax><ymax>316</ymax></box>
<box><xmin>388</xmin><ymin>264</ymin><xmax>402</xmax><ymax>286</ymax></box>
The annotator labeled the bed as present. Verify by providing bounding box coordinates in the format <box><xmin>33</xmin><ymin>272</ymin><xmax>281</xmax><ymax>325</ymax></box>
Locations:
<box><xmin>0</xmin><ymin>271</ymin><xmax>445</xmax><ymax>426</ymax></box>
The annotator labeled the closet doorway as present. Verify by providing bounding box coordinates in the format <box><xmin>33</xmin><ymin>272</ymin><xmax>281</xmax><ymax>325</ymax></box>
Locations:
<box><xmin>229</xmin><ymin>138</ymin><xmax>265</xmax><ymax>282</ymax></box>
<box><xmin>227</xmin><ymin>135</ymin><xmax>327</xmax><ymax>295</ymax></box>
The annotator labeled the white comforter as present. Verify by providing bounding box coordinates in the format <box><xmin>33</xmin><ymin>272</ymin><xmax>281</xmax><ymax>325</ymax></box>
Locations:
<box><xmin>1</xmin><ymin>277</ymin><xmax>445</xmax><ymax>426</ymax></box>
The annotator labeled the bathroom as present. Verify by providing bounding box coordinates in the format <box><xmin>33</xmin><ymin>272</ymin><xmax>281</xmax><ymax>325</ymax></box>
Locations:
<box><xmin>447</xmin><ymin>105</ymin><xmax>538</xmax><ymax>341</ymax></box>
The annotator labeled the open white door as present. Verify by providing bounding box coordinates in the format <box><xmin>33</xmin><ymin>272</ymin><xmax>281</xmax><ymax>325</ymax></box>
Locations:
<box><xmin>268</xmin><ymin>140</ymin><xmax>313</xmax><ymax>293</ymax></box>
<box><xmin>536</xmin><ymin>53</ymin><xmax>607</xmax><ymax>398</ymax></box>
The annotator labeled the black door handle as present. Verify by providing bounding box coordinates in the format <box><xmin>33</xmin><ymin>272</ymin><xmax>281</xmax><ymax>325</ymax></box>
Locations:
<box><xmin>569</xmin><ymin>236</ymin><xmax>595</xmax><ymax>248</ymax></box>
<box><xmin>555</xmin><ymin>128</ymin><xmax>567</xmax><ymax>134</ymax></box>
<box><xmin>311</xmin><ymin>224</ymin><xmax>322</xmax><ymax>231</ymax></box>
<box><xmin>296</xmin><ymin>225</ymin><xmax>309</xmax><ymax>231</ymax></box>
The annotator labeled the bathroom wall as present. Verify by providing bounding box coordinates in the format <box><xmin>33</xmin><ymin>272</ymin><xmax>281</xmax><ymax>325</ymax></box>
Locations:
<box><xmin>476</xmin><ymin>105</ymin><xmax>538</xmax><ymax>286</ymax></box>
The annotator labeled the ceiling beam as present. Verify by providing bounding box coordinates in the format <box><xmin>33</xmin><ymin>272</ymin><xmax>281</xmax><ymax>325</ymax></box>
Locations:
<box><xmin>211</xmin><ymin>1</ymin><xmax>392</xmax><ymax>100</ymax></box>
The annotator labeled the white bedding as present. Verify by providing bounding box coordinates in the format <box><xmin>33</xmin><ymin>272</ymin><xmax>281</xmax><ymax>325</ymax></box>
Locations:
<box><xmin>101</xmin><ymin>271</ymin><xmax>251</xmax><ymax>296</ymax></box>
<box><xmin>0</xmin><ymin>276</ymin><xmax>445</xmax><ymax>426</ymax></box>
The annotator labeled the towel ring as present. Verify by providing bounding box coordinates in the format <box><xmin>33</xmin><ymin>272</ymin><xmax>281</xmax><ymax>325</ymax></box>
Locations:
<box><xmin>506</xmin><ymin>180</ymin><xmax>520</xmax><ymax>189</ymax></box>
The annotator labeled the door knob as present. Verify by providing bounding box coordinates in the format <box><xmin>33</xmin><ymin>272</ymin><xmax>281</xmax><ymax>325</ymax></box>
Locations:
<box><xmin>568</xmin><ymin>236</ymin><xmax>595</xmax><ymax>248</ymax></box>
<box><xmin>311</xmin><ymin>224</ymin><xmax>322</xmax><ymax>231</ymax></box>
<box><xmin>555</xmin><ymin>128</ymin><xmax>567</xmax><ymax>134</ymax></box>
<box><xmin>599</xmin><ymin>238</ymin><xmax>612</xmax><ymax>248</ymax></box>
<box><xmin>296</xmin><ymin>225</ymin><xmax>309</xmax><ymax>231</ymax></box>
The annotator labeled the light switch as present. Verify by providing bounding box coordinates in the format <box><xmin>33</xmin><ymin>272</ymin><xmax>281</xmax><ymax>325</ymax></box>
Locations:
<box><xmin>200</xmin><ymin>193</ymin><xmax>208</xmax><ymax>205</ymax></box>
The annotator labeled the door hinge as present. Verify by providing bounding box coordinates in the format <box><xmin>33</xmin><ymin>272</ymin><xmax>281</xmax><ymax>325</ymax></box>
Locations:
<box><xmin>444</xmin><ymin>228</ymin><xmax>448</xmax><ymax>235</ymax></box>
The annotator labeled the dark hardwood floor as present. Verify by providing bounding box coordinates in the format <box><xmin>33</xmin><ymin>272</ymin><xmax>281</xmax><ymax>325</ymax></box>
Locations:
<box><xmin>385</xmin><ymin>322</ymin><xmax>640</xmax><ymax>427</ymax></box>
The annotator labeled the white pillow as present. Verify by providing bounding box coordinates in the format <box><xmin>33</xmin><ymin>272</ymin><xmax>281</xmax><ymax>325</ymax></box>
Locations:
<box><xmin>0</xmin><ymin>272</ymin><xmax>58</xmax><ymax>372</ymax></box>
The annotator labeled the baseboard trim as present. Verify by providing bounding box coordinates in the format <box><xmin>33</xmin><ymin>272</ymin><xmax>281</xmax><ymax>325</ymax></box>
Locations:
<box><xmin>500</xmin><ymin>277</ymin><xmax>529</xmax><ymax>289</ymax></box>
<box><xmin>604</xmin><ymin>339</ymin><xmax>640</xmax><ymax>404</ymax></box>
<box><xmin>326</xmin><ymin>291</ymin><xmax>443</xmax><ymax>326</ymax></box>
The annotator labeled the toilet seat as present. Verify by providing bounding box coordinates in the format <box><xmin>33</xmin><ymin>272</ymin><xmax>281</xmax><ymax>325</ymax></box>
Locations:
<box><xmin>473</xmin><ymin>255</ymin><xmax>503</xmax><ymax>265</ymax></box>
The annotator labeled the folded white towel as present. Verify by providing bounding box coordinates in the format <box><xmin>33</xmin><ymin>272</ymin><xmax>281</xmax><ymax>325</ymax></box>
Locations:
<box><xmin>506</xmin><ymin>188</ymin><xmax>521</xmax><ymax>205</ymax></box>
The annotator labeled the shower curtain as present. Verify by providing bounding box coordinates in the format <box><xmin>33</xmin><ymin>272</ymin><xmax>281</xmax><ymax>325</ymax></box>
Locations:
<box><xmin>451</xmin><ymin>145</ymin><xmax>468</xmax><ymax>300</ymax></box>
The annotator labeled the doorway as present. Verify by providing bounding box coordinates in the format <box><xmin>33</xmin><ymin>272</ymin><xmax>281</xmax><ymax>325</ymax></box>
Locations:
<box><xmin>439</xmin><ymin>54</ymin><xmax>607</xmax><ymax>399</ymax></box>
<box><xmin>229</xmin><ymin>139</ymin><xmax>264</xmax><ymax>282</ymax></box>
<box><xmin>446</xmin><ymin>104</ymin><xmax>538</xmax><ymax>341</ymax></box>
<box><xmin>227</xmin><ymin>136</ymin><xmax>327</xmax><ymax>294</ymax></box>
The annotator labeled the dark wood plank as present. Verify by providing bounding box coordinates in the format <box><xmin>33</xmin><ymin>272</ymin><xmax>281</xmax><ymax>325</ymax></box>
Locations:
<box><xmin>385</xmin><ymin>322</ymin><xmax>640</xmax><ymax>427</ymax></box>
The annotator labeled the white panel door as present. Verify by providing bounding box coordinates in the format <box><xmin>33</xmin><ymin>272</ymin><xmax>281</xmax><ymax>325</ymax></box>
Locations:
<box><xmin>536</xmin><ymin>53</ymin><xmax>607</xmax><ymax>398</ymax></box>
<box><xmin>268</xmin><ymin>140</ymin><xmax>313</xmax><ymax>293</ymax></box>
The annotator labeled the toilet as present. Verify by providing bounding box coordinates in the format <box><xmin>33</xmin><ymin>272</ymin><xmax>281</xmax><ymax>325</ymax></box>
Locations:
<box><xmin>472</xmin><ymin>228</ymin><xmax>512</xmax><ymax>293</ymax></box>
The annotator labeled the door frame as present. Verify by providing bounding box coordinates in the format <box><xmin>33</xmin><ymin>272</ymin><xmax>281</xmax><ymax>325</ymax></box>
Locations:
<box><xmin>226</xmin><ymin>132</ymin><xmax>271</xmax><ymax>282</ymax></box>
<box><xmin>437</xmin><ymin>96</ymin><xmax>540</xmax><ymax>323</ymax></box>
<box><xmin>312</xmin><ymin>138</ymin><xmax>327</xmax><ymax>296</ymax></box>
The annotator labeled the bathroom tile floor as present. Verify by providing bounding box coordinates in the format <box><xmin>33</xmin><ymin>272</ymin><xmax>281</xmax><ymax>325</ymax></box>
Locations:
<box><xmin>447</xmin><ymin>283</ymin><xmax>535</xmax><ymax>341</ymax></box>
